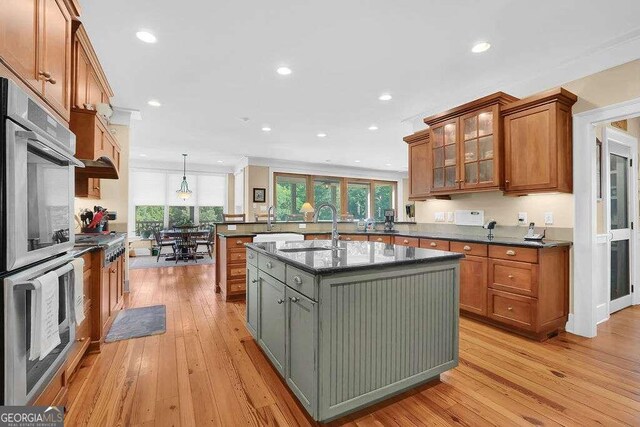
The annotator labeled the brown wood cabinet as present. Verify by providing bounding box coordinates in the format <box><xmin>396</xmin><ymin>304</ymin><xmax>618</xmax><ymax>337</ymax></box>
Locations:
<box><xmin>502</xmin><ymin>88</ymin><xmax>577</xmax><ymax>195</ymax></box>
<box><xmin>65</xmin><ymin>251</ymin><xmax>94</xmax><ymax>380</ymax></box>
<box><xmin>305</xmin><ymin>234</ymin><xmax>331</xmax><ymax>240</ymax></box>
<box><xmin>218</xmin><ymin>236</ymin><xmax>252</xmax><ymax>300</ymax></box>
<box><xmin>91</xmin><ymin>249</ymin><xmax>124</xmax><ymax>351</ymax></box>
<box><xmin>450</xmin><ymin>241</ymin><xmax>569</xmax><ymax>340</ymax></box>
<box><xmin>339</xmin><ymin>234</ymin><xmax>368</xmax><ymax>242</ymax></box>
<box><xmin>0</xmin><ymin>0</ymin><xmax>72</xmax><ymax>121</ymax></box>
<box><xmin>403</xmin><ymin>129</ymin><xmax>430</xmax><ymax>200</ymax></box>
<box><xmin>71</xmin><ymin>21</ymin><xmax>113</xmax><ymax>110</ymax></box>
<box><xmin>423</xmin><ymin>92</ymin><xmax>517</xmax><ymax>195</ymax></box>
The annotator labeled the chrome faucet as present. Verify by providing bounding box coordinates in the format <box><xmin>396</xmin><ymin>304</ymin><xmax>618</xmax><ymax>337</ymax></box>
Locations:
<box><xmin>267</xmin><ymin>205</ymin><xmax>275</xmax><ymax>231</ymax></box>
<box><xmin>313</xmin><ymin>203</ymin><xmax>340</xmax><ymax>247</ymax></box>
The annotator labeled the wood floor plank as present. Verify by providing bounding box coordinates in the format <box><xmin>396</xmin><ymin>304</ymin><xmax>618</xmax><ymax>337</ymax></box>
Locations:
<box><xmin>65</xmin><ymin>264</ymin><xmax>640</xmax><ymax>426</ymax></box>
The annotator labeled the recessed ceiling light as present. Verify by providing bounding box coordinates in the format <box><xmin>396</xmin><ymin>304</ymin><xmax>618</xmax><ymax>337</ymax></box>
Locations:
<box><xmin>276</xmin><ymin>66</ymin><xmax>292</xmax><ymax>76</ymax></box>
<box><xmin>147</xmin><ymin>99</ymin><xmax>161</xmax><ymax>107</ymax></box>
<box><xmin>139</xmin><ymin>154</ymin><xmax>147</xmax><ymax>157</ymax></box>
<box><xmin>368</xmin><ymin>125</ymin><xmax>379</xmax><ymax>131</ymax></box>
<box><xmin>317</xmin><ymin>133</ymin><xmax>327</xmax><ymax>138</ymax></box>
<box><xmin>217</xmin><ymin>160</ymin><xmax>223</xmax><ymax>163</ymax></box>
<box><xmin>471</xmin><ymin>41</ymin><xmax>491</xmax><ymax>53</ymax></box>
<box><xmin>136</xmin><ymin>30</ymin><xmax>157</xmax><ymax>43</ymax></box>
<box><xmin>378</xmin><ymin>93</ymin><xmax>392</xmax><ymax>101</ymax></box>
<box><xmin>262</xmin><ymin>126</ymin><xmax>271</xmax><ymax>132</ymax></box>
<box><xmin>385</xmin><ymin>163</ymin><xmax>392</xmax><ymax>166</ymax></box>
<box><xmin>354</xmin><ymin>160</ymin><xmax>361</xmax><ymax>163</ymax></box>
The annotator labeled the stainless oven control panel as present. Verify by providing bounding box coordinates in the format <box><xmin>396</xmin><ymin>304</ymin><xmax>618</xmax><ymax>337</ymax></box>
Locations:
<box><xmin>104</xmin><ymin>240</ymin><xmax>126</xmax><ymax>267</ymax></box>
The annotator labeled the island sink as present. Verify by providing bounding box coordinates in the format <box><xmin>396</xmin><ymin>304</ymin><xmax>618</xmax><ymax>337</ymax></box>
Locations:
<box><xmin>245</xmin><ymin>240</ymin><xmax>463</xmax><ymax>422</ymax></box>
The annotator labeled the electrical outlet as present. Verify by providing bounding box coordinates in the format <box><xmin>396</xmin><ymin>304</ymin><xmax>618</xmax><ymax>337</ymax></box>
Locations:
<box><xmin>447</xmin><ymin>212</ymin><xmax>454</xmax><ymax>222</ymax></box>
<box><xmin>518</xmin><ymin>212</ymin><xmax>528</xmax><ymax>225</ymax></box>
<box><xmin>434</xmin><ymin>212</ymin><xmax>445</xmax><ymax>222</ymax></box>
<box><xmin>544</xmin><ymin>212</ymin><xmax>554</xmax><ymax>225</ymax></box>
<box><xmin>298</xmin><ymin>223</ymin><xmax>307</xmax><ymax>229</ymax></box>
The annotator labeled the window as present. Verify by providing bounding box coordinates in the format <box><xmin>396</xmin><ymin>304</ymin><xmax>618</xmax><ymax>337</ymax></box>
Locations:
<box><xmin>275</xmin><ymin>174</ymin><xmax>308</xmax><ymax>221</ymax></box>
<box><xmin>135</xmin><ymin>205</ymin><xmax>165</xmax><ymax>236</ymax></box>
<box><xmin>347</xmin><ymin>182</ymin><xmax>370</xmax><ymax>220</ymax></box>
<box><xmin>313</xmin><ymin>178</ymin><xmax>341</xmax><ymax>220</ymax></box>
<box><xmin>130</xmin><ymin>169</ymin><xmax>226</xmax><ymax>235</ymax></box>
<box><xmin>169</xmin><ymin>206</ymin><xmax>195</xmax><ymax>226</ymax></box>
<box><xmin>373</xmin><ymin>182</ymin><xmax>395</xmax><ymax>221</ymax></box>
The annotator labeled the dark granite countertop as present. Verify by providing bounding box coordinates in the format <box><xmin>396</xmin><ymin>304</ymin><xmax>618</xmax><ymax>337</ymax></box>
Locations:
<box><xmin>246</xmin><ymin>240</ymin><xmax>463</xmax><ymax>275</ymax></box>
<box><xmin>218</xmin><ymin>229</ymin><xmax>571</xmax><ymax>248</ymax></box>
<box><xmin>69</xmin><ymin>246</ymin><xmax>100</xmax><ymax>258</ymax></box>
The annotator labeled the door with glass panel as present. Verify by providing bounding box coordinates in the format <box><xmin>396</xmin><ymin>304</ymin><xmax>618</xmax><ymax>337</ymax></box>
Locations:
<box><xmin>460</xmin><ymin>106</ymin><xmax>500</xmax><ymax>190</ymax></box>
<box><xmin>430</xmin><ymin>119</ymin><xmax>459</xmax><ymax>193</ymax></box>
<box><xmin>604</xmin><ymin>127</ymin><xmax>637</xmax><ymax>314</ymax></box>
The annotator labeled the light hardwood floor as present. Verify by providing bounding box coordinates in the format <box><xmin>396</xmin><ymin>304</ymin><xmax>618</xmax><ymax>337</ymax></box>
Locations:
<box><xmin>65</xmin><ymin>264</ymin><xmax>640</xmax><ymax>426</ymax></box>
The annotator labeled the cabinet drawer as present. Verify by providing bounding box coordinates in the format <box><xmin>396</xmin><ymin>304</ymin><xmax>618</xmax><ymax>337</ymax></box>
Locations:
<box><xmin>488</xmin><ymin>289</ymin><xmax>536</xmax><ymax>331</ymax></box>
<box><xmin>259</xmin><ymin>255</ymin><xmax>286</xmax><ymax>282</ymax></box>
<box><xmin>305</xmin><ymin>234</ymin><xmax>330</xmax><ymax>241</ymax></box>
<box><xmin>66</xmin><ymin>313</ymin><xmax>91</xmax><ymax>377</ymax></box>
<box><xmin>227</xmin><ymin>265</ymin><xmax>247</xmax><ymax>279</ymax></box>
<box><xmin>246</xmin><ymin>249</ymin><xmax>258</xmax><ymax>266</ymax></box>
<box><xmin>81</xmin><ymin>253</ymin><xmax>92</xmax><ymax>271</ymax></box>
<box><xmin>489</xmin><ymin>260</ymin><xmax>538</xmax><ymax>297</ymax></box>
<box><xmin>420</xmin><ymin>239</ymin><xmax>450</xmax><ymax>251</ymax></box>
<box><xmin>489</xmin><ymin>245</ymin><xmax>538</xmax><ymax>263</ymax></box>
<box><xmin>450</xmin><ymin>241</ymin><xmax>488</xmax><ymax>257</ymax></box>
<box><xmin>285</xmin><ymin>265</ymin><xmax>316</xmax><ymax>301</ymax></box>
<box><xmin>228</xmin><ymin>236</ymin><xmax>253</xmax><ymax>249</ymax></box>
<box><xmin>228</xmin><ymin>279</ymin><xmax>246</xmax><ymax>294</ymax></box>
<box><xmin>82</xmin><ymin>268</ymin><xmax>92</xmax><ymax>302</ymax></box>
<box><xmin>394</xmin><ymin>236</ymin><xmax>420</xmax><ymax>247</ymax></box>
<box><xmin>340</xmin><ymin>234</ymin><xmax>368</xmax><ymax>242</ymax></box>
<box><xmin>228</xmin><ymin>251</ymin><xmax>247</xmax><ymax>263</ymax></box>
<box><xmin>34</xmin><ymin>363</ymin><xmax>66</xmax><ymax>406</ymax></box>
<box><xmin>369</xmin><ymin>235</ymin><xmax>392</xmax><ymax>244</ymax></box>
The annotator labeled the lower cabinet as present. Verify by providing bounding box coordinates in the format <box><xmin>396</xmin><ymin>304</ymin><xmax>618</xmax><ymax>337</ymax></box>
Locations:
<box><xmin>246</xmin><ymin>264</ymin><xmax>259</xmax><ymax>337</ymax></box>
<box><xmin>285</xmin><ymin>287</ymin><xmax>317</xmax><ymax>415</ymax></box>
<box><xmin>257</xmin><ymin>272</ymin><xmax>286</xmax><ymax>375</ymax></box>
<box><xmin>459</xmin><ymin>255</ymin><xmax>488</xmax><ymax>316</ymax></box>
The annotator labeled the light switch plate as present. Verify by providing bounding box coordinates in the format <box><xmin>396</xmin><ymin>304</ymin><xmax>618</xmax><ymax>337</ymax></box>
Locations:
<box><xmin>544</xmin><ymin>212</ymin><xmax>554</xmax><ymax>225</ymax></box>
<box><xmin>518</xmin><ymin>212</ymin><xmax>528</xmax><ymax>225</ymax></box>
<box><xmin>434</xmin><ymin>212</ymin><xmax>445</xmax><ymax>222</ymax></box>
<box><xmin>228</xmin><ymin>224</ymin><xmax>237</xmax><ymax>230</ymax></box>
<box><xmin>298</xmin><ymin>223</ymin><xmax>307</xmax><ymax>229</ymax></box>
<box><xmin>447</xmin><ymin>212</ymin><xmax>454</xmax><ymax>222</ymax></box>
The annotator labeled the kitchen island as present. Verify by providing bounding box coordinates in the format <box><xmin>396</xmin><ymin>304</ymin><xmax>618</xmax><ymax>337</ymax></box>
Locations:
<box><xmin>245</xmin><ymin>240</ymin><xmax>463</xmax><ymax>422</ymax></box>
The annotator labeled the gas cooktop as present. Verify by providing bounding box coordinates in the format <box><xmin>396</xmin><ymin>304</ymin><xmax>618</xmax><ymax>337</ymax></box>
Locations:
<box><xmin>74</xmin><ymin>233</ymin><xmax>126</xmax><ymax>248</ymax></box>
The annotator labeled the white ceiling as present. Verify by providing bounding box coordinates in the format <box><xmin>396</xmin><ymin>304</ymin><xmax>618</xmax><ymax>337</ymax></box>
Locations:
<box><xmin>81</xmin><ymin>1</ymin><xmax>640</xmax><ymax>172</ymax></box>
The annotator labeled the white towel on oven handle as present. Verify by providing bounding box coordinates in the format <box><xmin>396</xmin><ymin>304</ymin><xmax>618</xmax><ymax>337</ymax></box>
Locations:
<box><xmin>71</xmin><ymin>258</ymin><xmax>85</xmax><ymax>325</ymax></box>
<box><xmin>29</xmin><ymin>271</ymin><xmax>61</xmax><ymax>361</ymax></box>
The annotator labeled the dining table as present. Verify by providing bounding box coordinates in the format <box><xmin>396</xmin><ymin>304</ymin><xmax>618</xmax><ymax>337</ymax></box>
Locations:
<box><xmin>160</xmin><ymin>228</ymin><xmax>210</xmax><ymax>261</ymax></box>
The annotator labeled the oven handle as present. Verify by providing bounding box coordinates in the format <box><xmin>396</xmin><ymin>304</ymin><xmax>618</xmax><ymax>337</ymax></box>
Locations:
<box><xmin>16</xmin><ymin>130</ymin><xmax>85</xmax><ymax>168</ymax></box>
<box><xmin>13</xmin><ymin>263</ymin><xmax>75</xmax><ymax>291</ymax></box>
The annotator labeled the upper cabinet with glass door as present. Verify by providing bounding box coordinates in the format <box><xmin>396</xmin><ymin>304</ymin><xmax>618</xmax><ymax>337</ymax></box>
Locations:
<box><xmin>423</xmin><ymin>92</ymin><xmax>518</xmax><ymax>196</ymax></box>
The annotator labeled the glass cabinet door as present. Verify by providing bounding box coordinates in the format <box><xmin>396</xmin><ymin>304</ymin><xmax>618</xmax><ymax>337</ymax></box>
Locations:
<box><xmin>431</xmin><ymin>120</ymin><xmax>458</xmax><ymax>191</ymax></box>
<box><xmin>461</xmin><ymin>108</ymin><xmax>497</xmax><ymax>188</ymax></box>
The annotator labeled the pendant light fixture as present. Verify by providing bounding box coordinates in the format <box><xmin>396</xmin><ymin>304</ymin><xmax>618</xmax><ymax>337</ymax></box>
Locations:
<box><xmin>176</xmin><ymin>153</ymin><xmax>192</xmax><ymax>200</ymax></box>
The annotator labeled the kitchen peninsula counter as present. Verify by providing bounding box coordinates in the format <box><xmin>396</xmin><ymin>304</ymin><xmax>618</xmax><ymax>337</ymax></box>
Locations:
<box><xmin>245</xmin><ymin>240</ymin><xmax>462</xmax><ymax>422</ymax></box>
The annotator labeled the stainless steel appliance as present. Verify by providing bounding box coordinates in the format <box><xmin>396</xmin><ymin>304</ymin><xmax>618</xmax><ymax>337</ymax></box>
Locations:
<box><xmin>3</xmin><ymin>254</ymin><xmax>76</xmax><ymax>405</ymax></box>
<box><xmin>384</xmin><ymin>209</ymin><xmax>396</xmax><ymax>232</ymax></box>
<box><xmin>75</xmin><ymin>233</ymin><xmax>126</xmax><ymax>267</ymax></box>
<box><xmin>1</xmin><ymin>78</ymin><xmax>83</xmax><ymax>274</ymax></box>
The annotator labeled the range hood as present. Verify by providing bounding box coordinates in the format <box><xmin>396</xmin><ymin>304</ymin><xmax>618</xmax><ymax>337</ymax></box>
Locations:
<box><xmin>75</xmin><ymin>156</ymin><xmax>120</xmax><ymax>179</ymax></box>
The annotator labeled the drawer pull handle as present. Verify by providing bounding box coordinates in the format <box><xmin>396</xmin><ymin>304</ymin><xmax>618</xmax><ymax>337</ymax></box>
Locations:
<box><xmin>76</xmin><ymin>337</ymin><xmax>86</xmax><ymax>342</ymax></box>
<box><xmin>266</xmin><ymin>261</ymin><xmax>273</xmax><ymax>269</ymax></box>
<box><xmin>346</xmin><ymin>237</ymin><xmax>352</xmax><ymax>241</ymax></box>
<box><xmin>251</xmin><ymin>279</ymin><xmax>258</xmax><ymax>283</ymax></box>
<box><xmin>236</xmin><ymin>240</ymin><xmax>243</xmax><ymax>245</ymax></box>
<box><xmin>277</xmin><ymin>298</ymin><xmax>284</xmax><ymax>304</ymax></box>
<box><xmin>377</xmin><ymin>238</ymin><xmax>383</xmax><ymax>242</ymax></box>
<box><xmin>290</xmin><ymin>297</ymin><xmax>300</xmax><ymax>303</ymax></box>
<box><xmin>403</xmin><ymin>239</ymin><xmax>409</xmax><ymax>244</ymax></box>
<box><xmin>463</xmin><ymin>245</ymin><xmax>471</xmax><ymax>251</ymax></box>
<box><xmin>508</xmin><ymin>274</ymin><xmax>514</xmax><ymax>279</ymax></box>
<box><xmin>430</xmin><ymin>242</ymin><xmax>437</xmax><ymax>247</ymax></box>
<box><xmin>247</xmin><ymin>253</ymin><xmax>253</xmax><ymax>259</ymax></box>
<box><xmin>293</xmin><ymin>276</ymin><xmax>302</xmax><ymax>285</ymax></box>
<box><xmin>506</xmin><ymin>250</ymin><xmax>516</xmax><ymax>256</ymax></box>
<box><xmin>507</xmin><ymin>306</ymin><xmax>513</xmax><ymax>311</ymax></box>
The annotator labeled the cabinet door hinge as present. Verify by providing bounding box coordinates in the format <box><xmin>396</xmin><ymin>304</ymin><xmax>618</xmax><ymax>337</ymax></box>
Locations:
<box><xmin>630</xmin><ymin>159</ymin><xmax>633</xmax><ymax>167</ymax></box>
<box><xmin>632</xmin><ymin>284</ymin><xmax>635</xmax><ymax>293</ymax></box>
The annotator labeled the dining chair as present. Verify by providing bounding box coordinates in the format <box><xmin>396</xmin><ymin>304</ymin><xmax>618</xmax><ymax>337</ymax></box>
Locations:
<box><xmin>223</xmin><ymin>213</ymin><xmax>245</xmax><ymax>222</ymax></box>
<box><xmin>174</xmin><ymin>231</ymin><xmax>198</xmax><ymax>263</ymax></box>
<box><xmin>154</xmin><ymin>229</ymin><xmax>176</xmax><ymax>262</ymax></box>
<box><xmin>196</xmin><ymin>227</ymin><xmax>215</xmax><ymax>258</ymax></box>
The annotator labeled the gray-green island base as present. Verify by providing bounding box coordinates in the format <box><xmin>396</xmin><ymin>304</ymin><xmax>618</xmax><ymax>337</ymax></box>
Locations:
<box><xmin>245</xmin><ymin>240</ymin><xmax>462</xmax><ymax>422</ymax></box>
